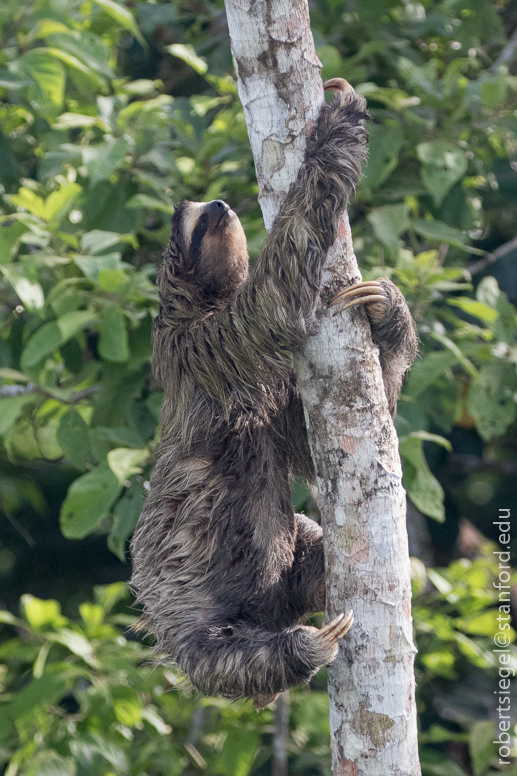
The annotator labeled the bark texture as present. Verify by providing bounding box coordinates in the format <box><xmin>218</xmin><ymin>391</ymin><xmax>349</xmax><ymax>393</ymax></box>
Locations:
<box><xmin>223</xmin><ymin>1</ymin><xmax>421</xmax><ymax>774</ymax></box>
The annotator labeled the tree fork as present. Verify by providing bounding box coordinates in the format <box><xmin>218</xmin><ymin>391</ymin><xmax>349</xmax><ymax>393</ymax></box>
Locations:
<box><xmin>223</xmin><ymin>1</ymin><xmax>421</xmax><ymax>774</ymax></box>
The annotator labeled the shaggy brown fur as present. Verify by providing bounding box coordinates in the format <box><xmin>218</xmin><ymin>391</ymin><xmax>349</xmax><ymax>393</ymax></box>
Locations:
<box><xmin>130</xmin><ymin>83</ymin><xmax>417</xmax><ymax>708</ymax></box>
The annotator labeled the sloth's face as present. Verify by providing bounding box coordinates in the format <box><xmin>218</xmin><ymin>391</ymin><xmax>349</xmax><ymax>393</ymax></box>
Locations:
<box><xmin>172</xmin><ymin>200</ymin><xmax>249</xmax><ymax>301</ymax></box>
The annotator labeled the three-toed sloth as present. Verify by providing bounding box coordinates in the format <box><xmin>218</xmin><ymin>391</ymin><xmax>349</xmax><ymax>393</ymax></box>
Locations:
<box><xmin>131</xmin><ymin>80</ymin><xmax>417</xmax><ymax>709</ymax></box>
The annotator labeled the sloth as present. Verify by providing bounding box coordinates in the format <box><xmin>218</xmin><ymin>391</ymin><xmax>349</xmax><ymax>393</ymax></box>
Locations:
<box><xmin>131</xmin><ymin>79</ymin><xmax>417</xmax><ymax>709</ymax></box>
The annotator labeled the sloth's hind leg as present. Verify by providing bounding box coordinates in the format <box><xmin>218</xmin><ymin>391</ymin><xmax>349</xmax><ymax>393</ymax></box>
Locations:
<box><xmin>177</xmin><ymin>611</ymin><xmax>353</xmax><ymax>709</ymax></box>
<box><xmin>329</xmin><ymin>277</ymin><xmax>418</xmax><ymax>415</ymax></box>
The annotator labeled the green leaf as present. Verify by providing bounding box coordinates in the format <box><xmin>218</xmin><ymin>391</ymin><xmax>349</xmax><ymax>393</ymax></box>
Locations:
<box><xmin>54</xmin><ymin>112</ymin><xmax>100</xmax><ymax>130</ymax></box>
<box><xmin>39</xmin><ymin>144</ymin><xmax>83</xmax><ymax>180</ymax></box>
<box><xmin>367</xmin><ymin>203</ymin><xmax>409</xmax><ymax>253</ymax></box>
<box><xmin>81</xmin><ymin>229</ymin><xmax>136</xmax><ymax>255</ymax></box>
<box><xmin>0</xmin><ymin>265</ymin><xmax>44</xmax><ymax>310</ymax></box>
<box><xmin>19</xmin><ymin>51</ymin><xmax>65</xmax><ymax>118</ymax></box>
<box><xmin>60</xmin><ymin>463</ymin><xmax>121</xmax><ymax>539</ymax></box>
<box><xmin>166</xmin><ymin>43</ymin><xmax>208</xmax><ymax>75</ymax></box>
<box><xmin>0</xmin><ymin>609</ymin><xmax>25</xmax><ymax>627</ymax></box>
<box><xmin>43</xmin><ymin>48</ymin><xmax>105</xmax><ymax>90</ymax></box>
<box><xmin>10</xmin><ymin>187</ymin><xmax>47</xmax><ymax>219</ymax></box>
<box><xmin>421</xmin><ymin>649</ymin><xmax>456</xmax><ymax>679</ymax></box>
<box><xmin>362</xmin><ymin>124</ymin><xmax>404</xmax><ymax>188</ymax></box>
<box><xmin>9</xmin><ymin>668</ymin><xmax>77</xmax><ymax>722</ymax></box>
<box><xmin>469</xmin><ymin>720</ymin><xmax>496</xmax><ymax>776</ymax></box>
<box><xmin>112</xmin><ymin>685</ymin><xmax>142</xmax><ymax>726</ymax></box>
<box><xmin>0</xmin><ymin>394</ymin><xmax>37</xmax><ymax>437</ymax></box>
<box><xmin>480</xmin><ymin>79</ymin><xmax>507</xmax><ymax>107</ymax></box>
<box><xmin>21</xmin><ymin>310</ymin><xmax>97</xmax><ymax>369</ymax></box>
<box><xmin>421</xmin><ymin>762</ymin><xmax>468</xmax><ymax>776</ymax></box>
<box><xmin>94</xmin><ymin>581</ymin><xmax>128</xmax><ymax>613</ymax></box>
<box><xmin>108</xmin><ymin>479</ymin><xmax>145</xmax><ymax>560</ymax></box>
<box><xmin>447</xmin><ymin>298</ymin><xmax>499</xmax><ymax>323</ymax></box>
<box><xmin>44</xmin><ymin>183</ymin><xmax>82</xmax><ymax>224</ymax></box>
<box><xmin>125</xmin><ymin>193</ymin><xmax>174</xmax><ymax>213</ymax></box>
<box><xmin>411</xmin><ymin>219</ymin><xmax>480</xmax><ymax>253</ymax></box>
<box><xmin>98</xmin><ymin>268</ymin><xmax>128</xmax><ymax>291</ymax></box>
<box><xmin>98</xmin><ymin>305</ymin><xmax>129</xmax><ymax>362</ymax></box>
<box><xmin>405</xmin><ymin>350</ymin><xmax>459</xmax><ymax>398</ymax></box>
<box><xmin>467</xmin><ymin>361</ymin><xmax>517</xmax><ymax>440</ymax></box>
<box><xmin>45</xmin><ymin>33</ymin><xmax>113</xmax><ymax>81</ymax></box>
<box><xmin>29</xmin><ymin>19</ymin><xmax>75</xmax><ymax>39</ymax></box>
<box><xmin>90</xmin><ymin>426</ymin><xmax>144</xmax><ymax>456</ymax></box>
<box><xmin>70</xmin><ymin>734</ymin><xmax>129</xmax><ymax>773</ymax></box>
<box><xmin>429</xmin><ymin>331</ymin><xmax>478</xmax><ymax>379</ymax></box>
<box><xmin>477</xmin><ymin>277</ymin><xmax>517</xmax><ymax>343</ymax></box>
<box><xmin>107</xmin><ymin>447</ymin><xmax>148</xmax><ymax>484</ymax></box>
<box><xmin>22</xmin><ymin>752</ymin><xmax>76</xmax><ymax>776</ymax></box>
<box><xmin>92</xmin><ymin>0</ymin><xmax>146</xmax><ymax>47</ymax></box>
<box><xmin>214</xmin><ymin>728</ymin><xmax>259</xmax><ymax>776</ymax></box>
<box><xmin>426</xmin><ymin>569</ymin><xmax>453</xmax><ymax>595</ymax></box>
<box><xmin>74</xmin><ymin>252</ymin><xmax>124</xmax><ymax>283</ymax></box>
<box><xmin>141</xmin><ymin>707</ymin><xmax>172</xmax><ymax>735</ymax></box>
<box><xmin>417</xmin><ymin>141</ymin><xmax>467</xmax><ymax>206</ymax></box>
<box><xmin>48</xmin><ymin>629</ymin><xmax>97</xmax><ymax>665</ymax></box>
<box><xmin>82</xmin><ymin>137</ymin><xmax>129</xmax><ymax>185</ymax></box>
<box><xmin>454</xmin><ymin>633</ymin><xmax>489</xmax><ymax>667</ymax></box>
<box><xmin>400</xmin><ymin>436</ymin><xmax>445</xmax><ymax>522</ymax></box>
<box><xmin>458</xmin><ymin>611</ymin><xmax>512</xmax><ymax>638</ymax></box>
<box><xmin>405</xmin><ymin>430</ymin><xmax>452</xmax><ymax>451</ymax></box>
<box><xmin>0</xmin><ymin>368</ymin><xmax>29</xmax><ymax>382</ymax></box>
<box><xmin>21</xmin><ymin>595</ymin><xmax>66</xmax><ymax>629</ymax></box>
<box><xmin>57</xmin><ymin>410</ymin><xmax>91</xmax><ymax>470</ymax></box>
<box><xmin>0</xmin><ymin>220</ymin><xmax>27</xmax><ymax>262</ymax></box>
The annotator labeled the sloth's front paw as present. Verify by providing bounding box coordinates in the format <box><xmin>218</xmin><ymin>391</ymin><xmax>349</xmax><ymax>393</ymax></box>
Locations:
<box><xmin>329</xmin><ymin>279</ymin><xmax>394</xmax><ymax>324</ymax></box>
<box><xmin>323</xmin><ymin>77</ymin><xmax>355</xmax><ymax>94</ymax></box>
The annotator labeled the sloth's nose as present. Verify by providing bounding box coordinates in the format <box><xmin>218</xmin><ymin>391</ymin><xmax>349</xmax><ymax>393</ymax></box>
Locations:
<box><xmin>205</xmin><ymin>200</ymin><xmax>230</xmax><ymax>224</ymax></box>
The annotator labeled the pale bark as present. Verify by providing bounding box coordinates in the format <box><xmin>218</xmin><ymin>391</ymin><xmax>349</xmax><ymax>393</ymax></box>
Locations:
<box><xmin>223</xmin><ymin>1</ymin><xmax>421</xmax><ymax>774</ymax></box>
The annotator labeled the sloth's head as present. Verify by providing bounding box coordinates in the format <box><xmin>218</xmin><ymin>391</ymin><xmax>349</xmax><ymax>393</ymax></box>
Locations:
<box><xmin>169</xmin><ymin>199</ymin><xmax>249</xmax><ymax>302</ymax></box>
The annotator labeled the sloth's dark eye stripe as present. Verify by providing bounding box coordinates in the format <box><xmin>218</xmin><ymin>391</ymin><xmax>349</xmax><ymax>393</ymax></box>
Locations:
<box><xmin>190</xmin><ymin>218</ymin><xmax>207</xmax><ymax>261</ymax></box>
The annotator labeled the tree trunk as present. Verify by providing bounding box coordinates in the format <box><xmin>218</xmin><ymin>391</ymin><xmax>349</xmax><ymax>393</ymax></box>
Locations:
<box><xmin>223</xmin><ymin>1</ymin><xmax>421</xmax><ymax>774</ymax></box>
<box><xmin>272</xmin><ymin>691</ymin><xmax>290</xmax><ymax>776</ymax></box>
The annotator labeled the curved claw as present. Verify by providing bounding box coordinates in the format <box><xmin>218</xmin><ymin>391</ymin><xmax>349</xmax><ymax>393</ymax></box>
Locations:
<box><xmin>323</xmin><ymin>78</ymin><xmax>354</xmax><ymax>94</ymax></box>
<box><xmin>335</xmin><ymin>280</ymin><xmax>383</xmax><ymax>296</ymax></box>
<box><xmin>329</xmin><ymin>281</ymin><xmax>385</xmax><ymax>309</ymax></box>
<box><xmin>336</xmin><ymin>294</ymin><xmax>387</xmax><ymax>312</ymax></box>
<box><xmin>316</xmin><ymin>610</ymin><xmax>354</xmax><ymax>647</ymax></box>
<box><xmin>329</xmin><ymin>281</ymin><xmax>390</xmax><ymax>316</ymax></box>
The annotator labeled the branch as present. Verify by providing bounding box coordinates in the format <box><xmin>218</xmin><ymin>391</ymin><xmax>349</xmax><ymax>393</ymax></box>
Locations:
<box><xmin>490</xmin><ymin>25</ymin><xmax>517</xmax><ymax>72</ymax></box>
<box><xmin>467</xmin><ymin>234</ymin><xmax>517</xmax><ymax>276</ymax></box>
<box><xmin>449</xmin><ymin>453</ymin><xmax>517</xmax><ymax>476</ymax></box>
<box><xmin>272</xmin><ymin>691</ymin><xmax>289</xmax><ymax>776</ymax></box>
<box><xmin>223</xmin><ymin>1</ymin><xmax>420</xmax><ymax>774</ymax></box>
<box><xmin>0</xmin><ymin>384</ymin><xmax>100</xmax><ymax>404</ymax></box>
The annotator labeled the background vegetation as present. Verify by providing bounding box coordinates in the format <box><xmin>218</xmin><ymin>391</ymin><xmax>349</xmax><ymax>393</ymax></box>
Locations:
<box><xmin>0</xmin><ymin>0</ymin><xmax>516</xmax><ymax>773</ymax></box>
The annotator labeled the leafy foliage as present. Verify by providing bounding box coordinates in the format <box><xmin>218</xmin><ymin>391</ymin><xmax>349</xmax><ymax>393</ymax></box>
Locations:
<box><xmin>0</xmin><ymin>583</ymin><xmax>344</xmax><ymax>776</ymax></box>
<box><xmin>0</xmin><ymin>550</ymin><xmax>514</xmax><ymax>776</ymax></box>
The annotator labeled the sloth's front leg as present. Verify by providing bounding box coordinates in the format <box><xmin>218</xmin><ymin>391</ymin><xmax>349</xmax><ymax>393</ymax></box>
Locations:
<box><xmin>329</xmin><ymin>278</ymin><xmax>418</xmax><ymax>416</ymax></box>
